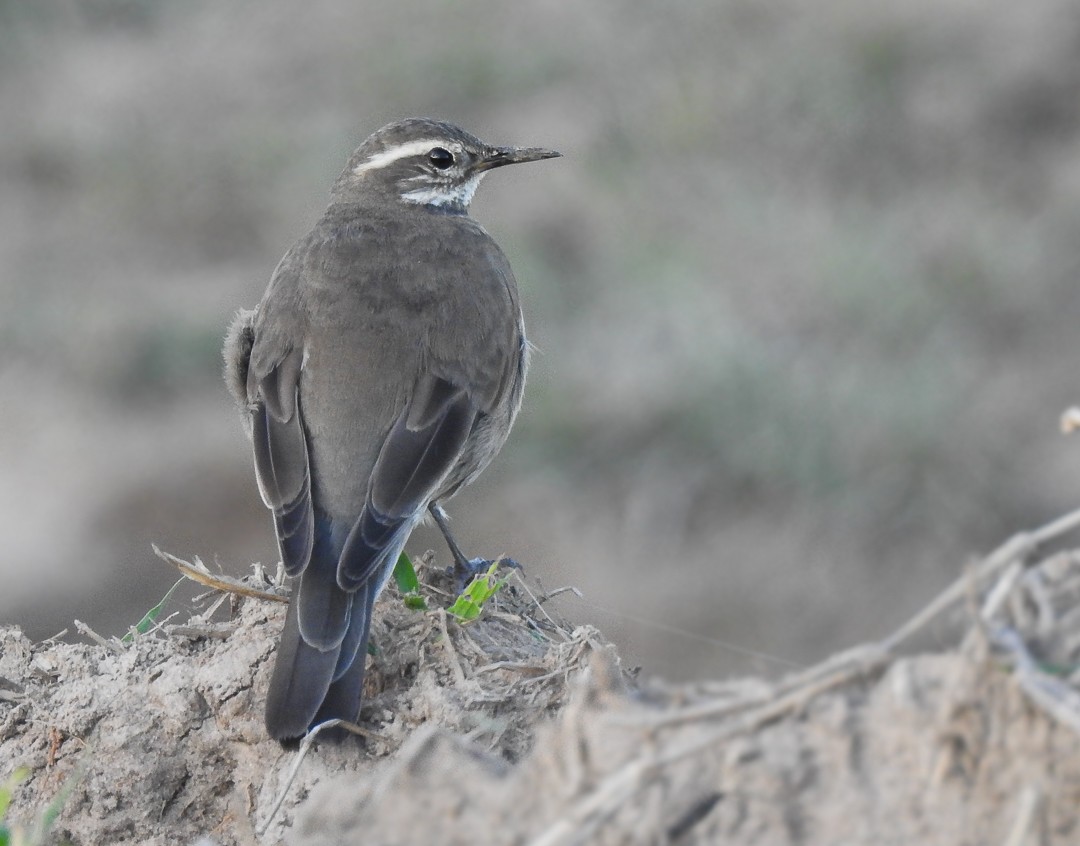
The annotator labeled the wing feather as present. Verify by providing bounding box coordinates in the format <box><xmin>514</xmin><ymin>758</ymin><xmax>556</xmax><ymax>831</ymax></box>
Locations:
<box><xmin>336</xmin><ymin>375</ymin><xmax>477</xmax><ymax>591</ymax></box>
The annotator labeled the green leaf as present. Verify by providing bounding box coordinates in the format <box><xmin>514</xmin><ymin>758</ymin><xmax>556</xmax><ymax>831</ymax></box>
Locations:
<box><xmin>122</xmin><ymin>578</ymin><xmax>185</xmax><ymax>643</ymax></box>
<box><xmin>0</xmin><ymin>768</ymin><xmax>29</xmax><ymax>820</ymax></box>
<box><xmin>27</xmin><ymin>754</ymin><xmax>87</xmax><ymax>844</ymax></box>
<box><xmin>1035</xmin><ymin>660</ymin><xmax>1077</xmax><ymax>676</ymax></box>
<box><xmin>446</xmin><ymin>596</ymin><xmax>481</xmax><ymax>622</ymax></box>
<box><xmin>447</xmin><ymin>562</ymin><xmax>507</xmax><ymax>623</ymax></box>
<box><xmin>403</xmin><ymin>594</ymin><xmax>429</xmax><ymax>610</ymax></box>
<box><xmin>393</xmin><ymin>553</ymin><xmax>428</xmax><ymax>611</ymax></box>
<box><xmin>38</xmin><ymin>774</ymin><xmax>76</xmax><ymax>833</ymax></box>
<box><xmin>0</xmin><ymin>760</ymin><xmax>81</xmax><ymax>846</ymax></box>
<box><xmin>393</xmin><ymin>552</ymin><xmax>419</xmax><ymax>594</ymax></box>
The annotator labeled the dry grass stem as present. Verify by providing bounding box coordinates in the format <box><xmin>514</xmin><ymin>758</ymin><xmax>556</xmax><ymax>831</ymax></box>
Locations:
<box><xmin>994</xmin><ymin>627</ymin><xmax>1080</xmax><ymax>738</ymax></box>
<box><xmin>1002</xmin><ymin>785</ymin><xmax>1043</xmax><ymax>846</ymax></box>
<box><xmin>437</xmin><ymin>610</ymin><xmax>468</xmax><ymax>686</ymax></box>
<box><xmin>153</xmin><ymin>544</ymin><xmax>288</xmax><ymax>603</ymax></box>
<box><xmin>72</xmin><ymin>620</ymin><xmax>123</xmax><ymax>654</ymax></box>
<box><xmin>881</xmin><ymin>506</ymin><xmax>1080</xmax><ymax>653</ymax></box>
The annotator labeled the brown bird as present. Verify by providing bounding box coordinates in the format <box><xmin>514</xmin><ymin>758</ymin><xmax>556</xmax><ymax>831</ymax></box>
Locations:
<box><xmin>223</xmin><ymin>118</ymin><xmax>559</xmax><ymax>740</ymax></box>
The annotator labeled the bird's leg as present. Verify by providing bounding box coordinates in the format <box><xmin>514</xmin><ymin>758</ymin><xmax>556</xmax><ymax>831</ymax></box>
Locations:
<box><xmin>428</xmin><ymin>502</ymin><xmax>520</xmax><ymax>590</ymax></box>
<box><xmin>428</xmin><ymin>502</ymin><xmax>471</xmax><ymax>571</ymax></box>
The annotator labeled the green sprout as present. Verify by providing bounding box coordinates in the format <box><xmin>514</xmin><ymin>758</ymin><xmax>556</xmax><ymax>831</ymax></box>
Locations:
<box><xmin>392</xmin><ymin>553</ymin><xmax>428</xmax><ymax>611</ymax></box>
<box><xmin>447</xmin><ymin>562</ymin><xmax>507</xmax><ymax>623</ymax></box>
<box><xmin>1</xmin><ymin>761</ymin><xmax>82</xmax><ymax>846</ymax></box>
<box><xmin>122</xmin><ymin>578</ymin><xmax>185</xmax><ymax>643</ymax></box>
<box><xmin>0</xmin><ymin>768</ymin><xmax>29</xmax><ymax>830</ymax></box>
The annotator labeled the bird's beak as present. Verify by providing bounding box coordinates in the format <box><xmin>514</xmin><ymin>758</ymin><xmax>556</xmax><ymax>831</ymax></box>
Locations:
<box><xmin>475</xmin><ymin>145</ymin><xmax>562</xmax><ymax>172</ymax></box>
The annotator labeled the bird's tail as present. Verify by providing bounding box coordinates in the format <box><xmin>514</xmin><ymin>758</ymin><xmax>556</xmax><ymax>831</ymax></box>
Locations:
<box><xmin>265</xmin><ymin>521</ymin><xmax>373</xmax><ymax>742</ymax></box>
<box><xmin>314</xmin><ymin>583</ymin><xmax>375</xmax><ymax>729</ymax></box>
<box><xmin>264</xmin><ymin>589</ymin><xmax>341</xmax><ymax>741</ymax></box>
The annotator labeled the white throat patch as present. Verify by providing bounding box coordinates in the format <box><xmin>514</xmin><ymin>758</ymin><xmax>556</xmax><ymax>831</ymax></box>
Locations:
<box><xmin>401</xmin><ymin>173</ymin><xmax>484</xmax><ymax>209</ymax></box>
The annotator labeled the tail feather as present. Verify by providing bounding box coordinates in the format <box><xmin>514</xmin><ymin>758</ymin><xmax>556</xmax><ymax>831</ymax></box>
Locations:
<box><xmin>333</xmin><ymin>583</ymin><xmax>374</xmax><ymax>682</ymax></box>
<box><xmin>265</xmin><ymin>516</ymin><xmax>384</xmax><ymax>743</ymax></box>
<box><xmin>315</xmin><ymin>656</ymin><xmax>368</xmax><ymax>731</ymax></box>
<box><xmin>264</xmin><ymin>595</ymin><xmax>340</xmax><ymax>742</ymax></box>
<box><xmin>265</xmin><ymin>518</ymin><xmax>381</xmax><ymax>742</ymax></box>
<box><xmin>318</xmin><ymin>586</ymin><xmax>376</xmax><ymax>736</ymax></box>
<box><xmin>266</xmin><ymin>520</ymin><xmax>354</xmax><ymax>741</ymax></box>
<box><xmin>266</xmin><ymin>580</ymin><xmax>375</xmax><ymax>741</ymax></box>
<box><xmin>295</xmin><ymin>524</ymin><xmax>353</xmax><ymax>650</ymax></box>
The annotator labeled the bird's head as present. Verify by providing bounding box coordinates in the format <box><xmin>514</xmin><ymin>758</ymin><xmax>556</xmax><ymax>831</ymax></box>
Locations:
<box><xmin>332</xmin><ymin>118</ymin><xmax>560</xmax><ymax>213</ymax></box>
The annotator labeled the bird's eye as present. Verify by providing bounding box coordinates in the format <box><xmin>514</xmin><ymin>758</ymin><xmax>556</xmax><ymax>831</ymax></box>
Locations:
<box><xmin>428</xmin><ymin>147</ymin><xmax>454</xmax><ymax>170</ymax></box>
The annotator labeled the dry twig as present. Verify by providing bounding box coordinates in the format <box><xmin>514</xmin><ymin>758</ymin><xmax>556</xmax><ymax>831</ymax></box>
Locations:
<box><xmin>258</xmin><ymin>719</ymin><xmax>385</xmax><ymax>837</ymax></box>
<box><xmin>73</xmin><ymin>620</ymin><xmax>123</xmax><ymax>654</ymax></box>
<box><xmin>152</xmin><ymin>545</ymin><xmax>287</xmax><ymax>603</ymax></box>
<box><xmin>1002</xmin><ymin>784</ymin><xmax>1043</xmax><ymax>846</ymax></box>
<box><xmin>993</xmin><ymin>626</ymin><xmax>1080</xmax><ymax>738</ymax></box>
<box><xmin>882</xmin><ymin>506</ymin><xmax>1080</xmax><ymax>653</ymax></box>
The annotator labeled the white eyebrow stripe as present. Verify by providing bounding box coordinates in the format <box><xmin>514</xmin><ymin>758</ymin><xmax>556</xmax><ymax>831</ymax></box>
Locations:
<box><xmin>352</xmin><ymin>139</ymin><xmax>462</xmax><ymax>176</ymax></box>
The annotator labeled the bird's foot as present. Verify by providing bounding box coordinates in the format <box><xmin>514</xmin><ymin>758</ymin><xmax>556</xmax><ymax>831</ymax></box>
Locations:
<box><xmin>450</xmin><ymin>555</ymin><xmax>521</xmax><ymax>593</ymax></box>
<box><xmin>428</xmin><ymin>502</ymin><xmax>522</xmax><ymax>591</ymax></box>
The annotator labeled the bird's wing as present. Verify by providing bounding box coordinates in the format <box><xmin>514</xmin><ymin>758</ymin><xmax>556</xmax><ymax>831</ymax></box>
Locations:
<box><xmin>243</xmin><ymin>263</ymin><xmax>314</xmax><ymax>577</ymax></box>
<box><xmin>336</xmin><ymin>371</ymin><xmax>478</xmax><ymax>591</ymax></box>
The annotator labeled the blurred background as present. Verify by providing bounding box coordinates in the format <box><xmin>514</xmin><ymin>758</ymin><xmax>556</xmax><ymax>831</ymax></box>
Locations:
<box><xmin>3</xmin><ymin>0</ymin><xmax>1080</xmax><ymax>683</ymax></box>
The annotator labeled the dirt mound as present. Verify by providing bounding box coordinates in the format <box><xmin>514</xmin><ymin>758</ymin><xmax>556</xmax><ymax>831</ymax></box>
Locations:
<box><xmin>4</xmin><ymin>515</ymin><xmax>1080</xmax><ymax>845</ymax></box>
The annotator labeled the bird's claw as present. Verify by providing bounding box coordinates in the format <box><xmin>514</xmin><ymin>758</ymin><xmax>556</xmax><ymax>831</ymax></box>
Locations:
<box><xmin>450</xmin><ymin>556</ymin><xmax>521</xmax><ymax>592</ymax></box>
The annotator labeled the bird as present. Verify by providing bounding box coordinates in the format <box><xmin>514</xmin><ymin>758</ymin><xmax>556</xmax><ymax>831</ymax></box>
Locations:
<box><xmin>222</xmin><ymin>118</ymin><xmax>559</xmax><ymax>742</ymax></box>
